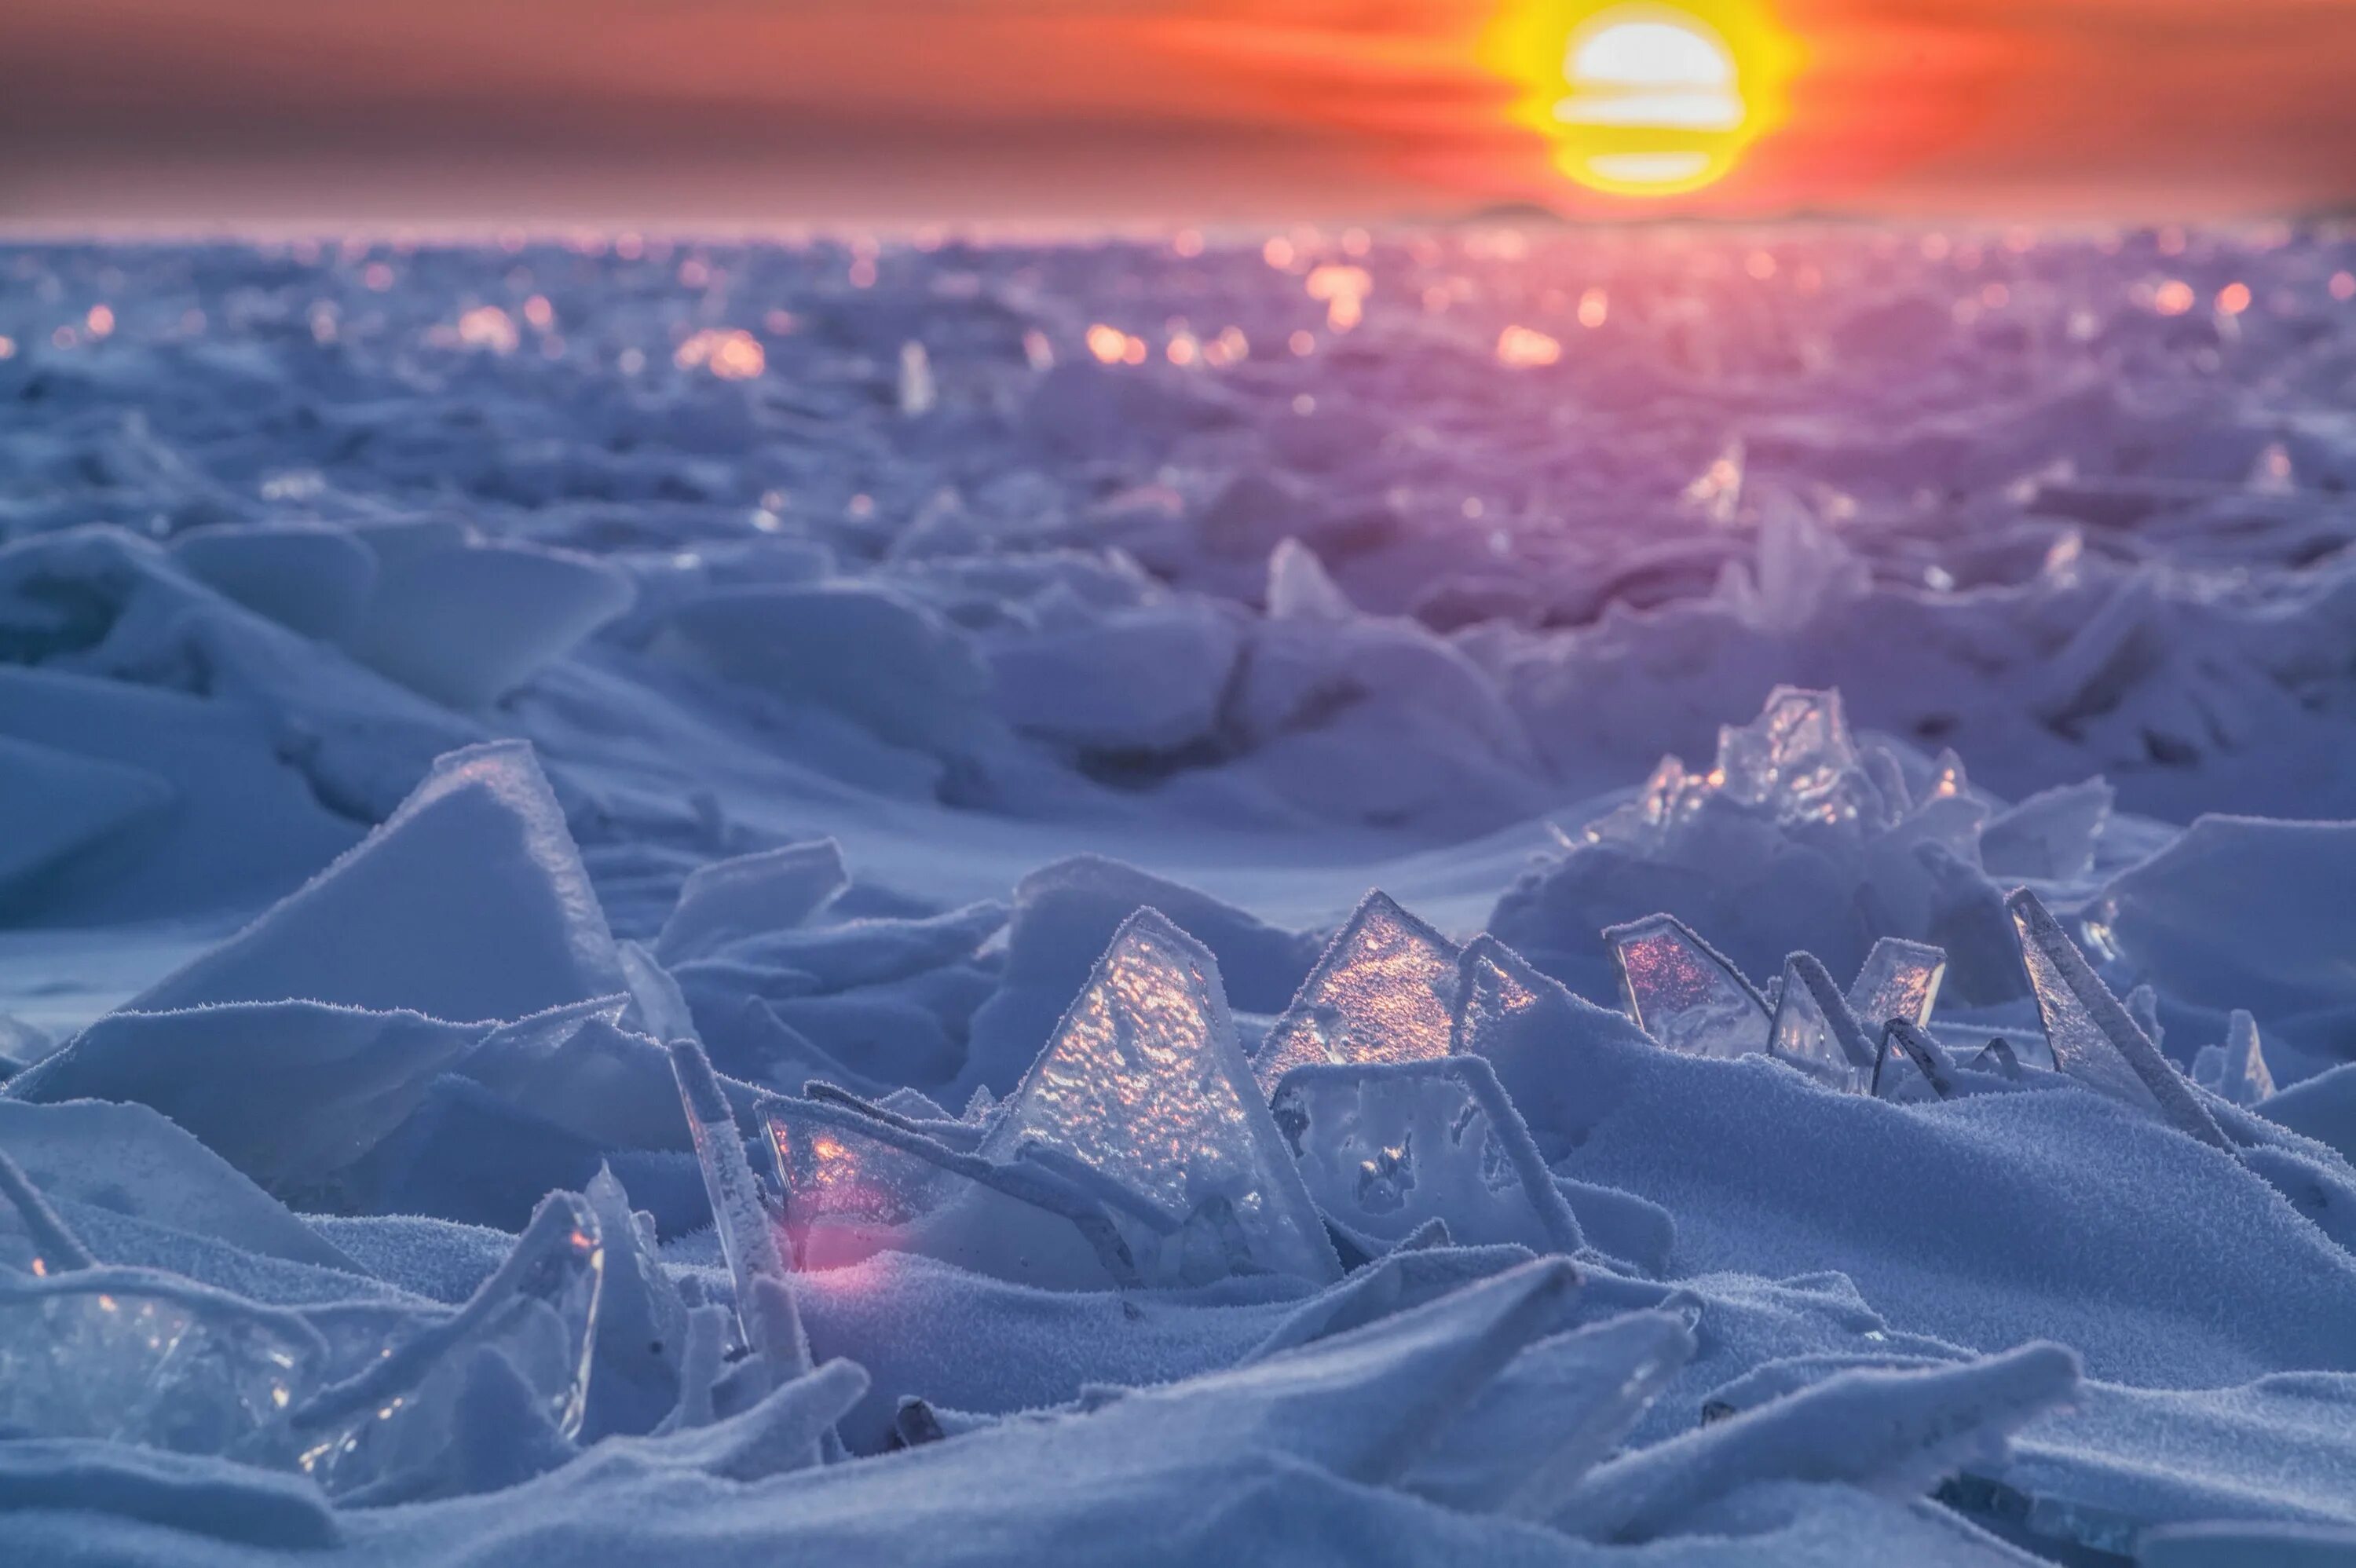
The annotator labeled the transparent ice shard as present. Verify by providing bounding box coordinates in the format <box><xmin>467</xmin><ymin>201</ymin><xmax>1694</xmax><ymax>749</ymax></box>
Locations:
<box><xmin>1846</xmin><ymin>938</ymin><xmax>1947</xmax><ymax>1033</ymax></box>
<box><xmin>1926</xmin><ymin>749</ymin><xmax>1969</xmax><ymax>801</ymax></box>
<box><xmin>1405</xmin><ymin>1309</ymin><xmax>1696</xmax><ymax>1518</ymax></box>
<box><xmin>1579</xmin><ymin>756</ymin><xmax>1696</xmax><ymax>851</ymax></box>
<box><xmin>1872</xmin><ymin>1019</ymin><xmax>1957</xmax><ymax>1101</ymax></box>
<box><xmin>1766</xmin><ymin>954</ymin><xmax>1879</xmax><ymax>1093</ymax></box>
<box><xmin>666</xmin><ymin>1039</ymin><xmax>813</xmax><ymax>1377</ymax></box>
<box><xmin>2006</xmin><ymin>890</ymin><xmax>2229</xmax><ymax>1149</ymax></box>
<box><xmin>979</xmin><ymin>909</ymin><xmax>1340</xmax><ymax>1284</ymax></box>
<box><xmin>763</xmin><ymin>1095</ymin><xmax>1135</xmax><ymax>1289</ymax></box>
<box><xmin>1969</xmin><ymin>1037</ymin><xmax>2022</xmax><ymax>1079</ymax></box>
<box><xmin>290</xmin><ymin>1191</ymin><xmax>604</xmax><ymax>1500</ymax></box>
<box><xmin>1711</xmin><ymin>686</ymin><xmax>1875</xmax><ymax>827</ymax></box>
<box><xmin>1253</xmin><ymin>891</ymin><xmax>1461</xmax><ymax>1096</ymax></box>
<box><xmin>1604</xmin><ymin>915</ymin><xmax>1770</xmax><ymax>1058</ymax></box>
<box><xmin>1271</xmin><ymin>1056</ymin><xmax>1582</xmax><ymax>1258</ymax></box>
<box><xmin>0</xmin><ymin>1266</ymin><xmax>323</xmax><ymax>1464</ymax></box>
<box><xmin>2193</xmin><ymin>1010</ymin><xmax>2276</xmax><ymax>1107</ymax></box>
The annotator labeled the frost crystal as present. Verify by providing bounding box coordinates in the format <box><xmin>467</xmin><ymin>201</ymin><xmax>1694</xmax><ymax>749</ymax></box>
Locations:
<box><xmin>1604</xmin><ymin>914</ymin><xmax>1771</xmax><ymax>1058</ymax></box>
<box><xmin>1766</xmin><ymin>953</ymin><xmax>1879</xmax><ymax>1093</ymax></box>
<box><xmin>2007</xmin><ymin>890</ymin><xmax>2229</xmax><ymax>1149</ymax></box>
<box><xmin>1271</xmin><ymin>1056</ymin><xmax>1581</xmax><ymax>1258</ymax></box>
<box><xmin>1253</xmin><ymin>891</ymin><xmax>1461</xmax><ymax>1095</ymax></box>
<box><xmin>979</xmin><ymin>909</ymin><xmax>1339</xmax><ymax>1284</ymax></box>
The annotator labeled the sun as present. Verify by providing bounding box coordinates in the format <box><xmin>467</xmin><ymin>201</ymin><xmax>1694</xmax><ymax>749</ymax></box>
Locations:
<box><xmin>1483</xmin><ymin>1</ymin><xmax>1798</xmax><ymax>199</ymax></box>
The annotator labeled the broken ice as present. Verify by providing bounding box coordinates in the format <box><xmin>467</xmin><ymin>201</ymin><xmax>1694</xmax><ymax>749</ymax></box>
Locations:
<box><xmin>1252</xmin><ymin>890</ymin><xmax>1461</xmax><ymax>1095</ymax></box>
<box><xmin>1604</xmin><ymin>914</ymin><xmax>1771</xmax><ymax>1058</ymax></box>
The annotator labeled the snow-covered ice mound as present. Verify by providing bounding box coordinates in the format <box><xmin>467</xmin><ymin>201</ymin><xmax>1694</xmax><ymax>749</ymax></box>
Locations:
<box><xmin>5</xmin><ymin>226</ymin><xmax>2356</xmax><ymax>1564</ymax></box>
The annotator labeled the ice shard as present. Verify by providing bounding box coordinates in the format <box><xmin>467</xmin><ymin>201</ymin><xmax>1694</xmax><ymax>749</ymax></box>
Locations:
<box><xmin>666</xmin><ymin>1039</ymin><xmax>813</xmax><ymax>1377</ymax></box>
<box><xmin>290</xmin><ymin>1191</ymin><xmax>604</xmax><ymax>1500</ymax></box>
<box><xmin>979</xmin><ymin>909</ymin><xmax>1340</xmax><ymax>1284</ymax></box>
<box><xmin>1765</xmin><ymin>953</ymin><xmax>1879</xmax><ymax>1094</ymax></box>
<box><xmin>1846</xmin><ymin>938</ymin><xmax>1947</xmax><ymax>1034</ymax></box>
<box><xmin>2006</xmin><ymin>890</ymin><xmax>2230</xmax><ymax>1149</ymax></box>
<box><xmin>1404</xmin><ymin>1309</ymin><xmax>1696</xmax><ymax>1518</ymax></box>
<box><xmin>1253</xmin><ymin>891</ymin><xmax>1461</xmax><ymax>1096</ymax></box>
<box><xmin>1603</xmin><ymin>914</ymin><xmax>1771</xmax><ymax>1058</ymax></box>
<box><xmin>0</xmin><ymin>1266</ymin><xmax>324</xmax><ymax>1464</ymax></box>
<box><xmin>655</xmin><ymin>840</ymin><xmax>849</xmax><ymax>965</ymax></box>
<box><xmin>1873</xmin><ymin>1019</ymin><xmax>1958</xmax><ymax>1101</ymax></box>
<box><xmin>1271</xmin><ymin>1056</ymin><xmax>1582</xmax><ymax>1258</ymax></box>
<box><xmin>2193</xmin><ymin>1010</ymin><xmax>2277</xmax><ymax>1107</ymax></box>
<box><xmin>0</xmin><ymin>1147</ymin><xmax>95</xmax><ymax>1274</ymax></box>
<box><xmin>1710</xmin><ymin>686</ymin><xmax>1878</xmax><ymax>828</ymax></box>
<box><xmin>763</xmin><ymin>1094</ymin><xmax>1136</xmax><ymax>1289</ymax></box>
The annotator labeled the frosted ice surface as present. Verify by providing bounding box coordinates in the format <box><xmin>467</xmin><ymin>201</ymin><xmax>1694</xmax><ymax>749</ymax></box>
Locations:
<box><xmin>1252</xmin><ymin>891</ymin><xmax>1461</xmax><ymax>1095</ymax></box>
<box><xmin>1549</xmin><ymin>1342</ymin><xmax>2080</xmax><ymax>1543</ymax></box>
<box><xmin>979</xmin><ymin>909</ymin><xmax>1339</xmax><ymax>1284</ymax></box>
<box><xmin>124</xmin><ymin>740</ymin><xmax>624</xmax><ymax>1026</ymax></box>
<box><xmin>666</xmin><ymin>1039</ymin><xmax>811</xmax><ymax>1374</ymax></box>
<box><xmin>0</xmin><ymin>735</ymin><xmax>176</xmax><ymax>901</ymax></box>
<box><xmin>1271</xmin><ymin>1056</ymin><xmax>1582</xmax><ymax>1257</ymax></box>
<box><xmin>1604</xmin><ymin>914</ymin><xmax>1771</xmax><ymax>1058</ymax></box>
<box><xmin>1846</xmin><ymin>938</ymin><xmax>1947</xmax><ymax>1033</ymax></box>
<box><xmin>344</xmin><ymin>537</ymin><xmax>635</xmax><ymax>711</ymax></box>
<box><xmin>1403</xmin><ymin>1309</ymin><xmax>1695</xmax><ymax>1518</ymax></box>
<box><xmin>1981</xmin><ymin>778</ymin><xmax>2114</xmax><ymax>882</ymax></box>
<box><xmin>1766</xmin><ymin>954</ymin><xmax>1879</xmax><ymax>1094</ymax></box>
<box><xmin>291</xmin><ymin>1193</ymin><xmax>604</xmax><ymax>1500</ymax></box>
<box><xmin>653</xmin><ymin>840</ymin><xmax>848</xmax><ymax>964</ymax></box>
<box><xmin>763</xmin><ymin>1095</ymin><xmax>1129</xmax><ymax>1289</ymax></box>
<box><xmin>2007</xmin><ymin>890</ymin><xmax>2230</xmax><ymax>1149</ymax></box>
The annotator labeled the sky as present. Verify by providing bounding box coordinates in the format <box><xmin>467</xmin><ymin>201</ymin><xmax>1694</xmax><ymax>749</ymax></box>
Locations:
<box><xmin>5</xmin><ymin>0</ymin><xmax>2356</xmax><ymax>227</ymax></box>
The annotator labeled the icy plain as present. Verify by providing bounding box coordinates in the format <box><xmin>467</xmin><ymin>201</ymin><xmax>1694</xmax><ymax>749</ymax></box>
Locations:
<box><xmin>3</xmin><ymin>226</ymin><xmax>2356</xmax><ymax>1565</ymax></box>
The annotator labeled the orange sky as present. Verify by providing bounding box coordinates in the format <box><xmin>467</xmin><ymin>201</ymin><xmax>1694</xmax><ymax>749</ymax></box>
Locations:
<box><xmin>5</xmin><ymin>0</ymin><xmax>2355</xmax><ymax>225</ymax></box>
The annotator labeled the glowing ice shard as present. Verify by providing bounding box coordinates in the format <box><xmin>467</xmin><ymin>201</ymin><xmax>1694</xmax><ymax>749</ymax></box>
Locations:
<box><xmin>980</xmin><ymin>909</ymin><xmax>1339</xmax><ymax>1284</ymax></box>
<box><xmin>1579</xmin><ymin>756</ymin><xmax>1695</xmax><ymax>850</ymax></box>
<box><xmin>667</xmin><ymin>1039</ymin><xmax>812</xmax><ymax>1377</ymax></box>
<box><xmin>2193</xmin><ymin>1010</ymin><xmax>2276</xmax><ymax>1107</ymax></box>
<box><xmin>763</xmin><ymin>1095</ymin><xmax>1133</xmax><ymax>1290</ymax></box>
<box><xmin>1604</xmin><ymin>915</ymin><xmax>1770</xmax><ymax>1058</ymax></box>
<box><xmin>2006</xmin><ymin>890</ymin><xmax>2229</xmax><ymax>1149</ymax></box>
<box><xmin>1253</xmin><ymin>891</ymin><xmax>1461</xmax><ymax>1095</ymax></box>
<box><xmin>1765</xmin><ymin>953</ymin><xmax>1878</xmax><ymax>1093</ymax></box>
<box><xmin>0</xmin><ymin>1266</ymin><xmax>322</xmax><ymax>1464</ymax></box>
<box><xmin>1847</xmin><ymin>938</ymin><xmax>1947</xmax><ymax>1033</ymax></box>
<box><xmin>1710</xmin><ymin>686</ymin><xmax>1876</xmax><ymax>827</ymax></box>
<box><xmin>291</xmin><ymin>1191</ymin><xmax>604</xmax><ymax>1500</ymax></box>
<box><xmin>1272</xmin><ymin>1056</ymin><xmax>1582</xmax><ymax>1258</ymax></box>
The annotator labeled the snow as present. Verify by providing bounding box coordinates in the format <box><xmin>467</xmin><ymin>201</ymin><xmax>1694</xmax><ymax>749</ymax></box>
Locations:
<box><xmin>4</xmin><ymin>224</ymin><xmax>2356</xmax><ymax>1563</ymax></box>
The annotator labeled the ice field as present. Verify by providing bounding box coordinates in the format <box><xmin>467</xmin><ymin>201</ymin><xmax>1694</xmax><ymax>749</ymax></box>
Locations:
<box><xmin>2</xmin><ymin>226</ymin><xmax>2356</xmax><ymax>1564</ymax></box>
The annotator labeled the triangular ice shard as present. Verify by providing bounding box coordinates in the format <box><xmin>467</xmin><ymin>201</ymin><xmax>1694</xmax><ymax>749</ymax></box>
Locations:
<box><xmin>980</xmin><ymin>909</ymin><xmax>1340</xmax><ymax>1284</ymax></box>
<box><xmin>2006</xmin><ymin>890</ymin><xmax>2229</xmax><ymax>1149</ymax></box>
<box><xmin>1271</xmin><ymin>1056</ymin><xmax>1582</xmax><ymax>1258</ymax></box>
<box><xmin>1846</xmin><ymin>938</ymin><xmax>1947</xmax><ymax>1033</ymax></box>
<box><xmin>1766</xmin><ymin>953</ymin><xmax>1879</xmax><ymax>1094</ymax></box>
<box><xmin>2193</xmin><ymin>1010</ymin><xmax>2276</xmax><ymax>1107</ymax></box>
<box><xmin>1253</xmin><ymin>891</ymin><xmax>1461</xmax><ymax>1096</ymax></box>
<box><xmin>1604</xmin><ymin>915</ymin><xmax>1770</xmax><ymax>1058</ymax></box>
<box><xmin>1449</xmin><ymin>936</ymin><xmax>1655</xmax><ymax>1164</ymax></box>
<box><xmin>1872</xmin><ymin>1018</ymin><xmax>1958</xmax><ymax>1101</ymax></box>
<box><xmin>763</xmin><ymin>1095</ymin><xmax>1133</xmax><ymax>1290</ymax></box>
<box><xmin>126</xmin><ymin>740</ymin><xmax>624</xmax><ymax>1025</ymax></box>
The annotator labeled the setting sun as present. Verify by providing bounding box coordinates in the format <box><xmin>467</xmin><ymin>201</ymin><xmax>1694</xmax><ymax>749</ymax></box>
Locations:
<box><xmin>1485</xmin><ymin>0</ymin><xmax>1799</xmax><ymax>199</ymax></box>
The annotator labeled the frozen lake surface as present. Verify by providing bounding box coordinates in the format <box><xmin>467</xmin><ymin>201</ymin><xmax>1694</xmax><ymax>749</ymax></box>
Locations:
<box><xmin>2</xmin><ymin>227</ymin><xmax>2355</xmax><ymax>1564</ymax></box>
